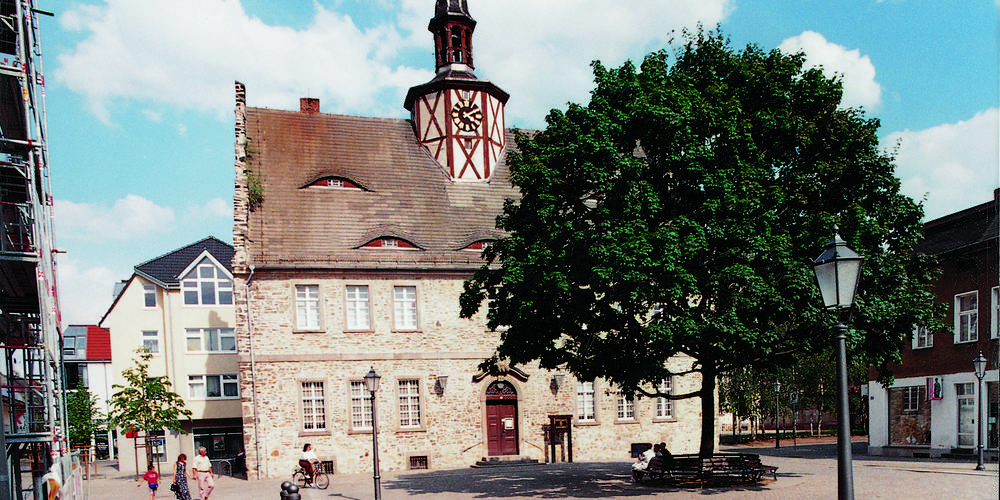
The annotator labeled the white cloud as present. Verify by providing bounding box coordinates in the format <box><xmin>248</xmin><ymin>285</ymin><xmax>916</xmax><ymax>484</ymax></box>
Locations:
<box><xmin>187</xmin><ymin>197</ymin><xmax>233</xmax><ymax>221</ymax></box>
<box><xmin>54</xmin><ymin>0</ymin><xmax>732</xmax><ymax>127</ymax></box>
<box><xmin>778</xmin><ymin>31</ymin><xmax>882</xmax><ymax>110</ymax></box>
<box><xmin>54</xmin><ymin>0</ymin><xmax>431</xmax><ymax>123</ymax></box>
<box><xmin>885</xmin><ymin>108</ymin><xmax>999</xmax><ymax>220</ymax></box>
<box><xmin>55</xmin><ymin>255</ymin><xmax>120</xmax><ymax>326</ymax></box>
<box><xmin>55</xmin><ymin>194</ymin><xmax>175</xmax><ymax>241</ymax></box>
<box><xmin>473</xmin><ymin>0</ymin><xmax>732</xmax><ymax>125</ymax></box>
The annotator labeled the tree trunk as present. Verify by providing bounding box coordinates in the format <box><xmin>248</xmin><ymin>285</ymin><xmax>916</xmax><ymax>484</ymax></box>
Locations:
<box><xmin>699</xmin><ymin>364</ymin><xmax>717</xmax><ymax>456</ymax></box>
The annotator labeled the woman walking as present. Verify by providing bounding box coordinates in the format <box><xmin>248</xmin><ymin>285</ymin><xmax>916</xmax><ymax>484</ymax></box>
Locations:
<box><xmin>173</xmin><ymin>454</ymin><xmax>192</xmax><ymax>500</ymax></box>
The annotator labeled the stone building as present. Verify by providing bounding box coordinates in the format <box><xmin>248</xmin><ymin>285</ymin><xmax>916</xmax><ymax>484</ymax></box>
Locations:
<box><xmin>232</xmin><ymin>0</ymin><xmax>707</xmax><ymax>478</ymax></box>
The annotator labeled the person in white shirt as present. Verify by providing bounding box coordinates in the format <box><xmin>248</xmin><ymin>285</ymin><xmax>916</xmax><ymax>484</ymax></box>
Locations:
<box><xmin>190</xmin><ymin>447</ymin><xmax>214</xmax><ymax>500</ymax></box>
<box><xmin>299</xmin><ymin>443</ymin><xmax>319</xmax><ymax>478</ymax></box>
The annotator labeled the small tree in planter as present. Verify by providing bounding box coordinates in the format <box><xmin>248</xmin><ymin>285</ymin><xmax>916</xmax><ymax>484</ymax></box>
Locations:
<box><xmin>108</xmin><ymin>349</ymin><xmax>192</xmax><ymax>476</ymax></box>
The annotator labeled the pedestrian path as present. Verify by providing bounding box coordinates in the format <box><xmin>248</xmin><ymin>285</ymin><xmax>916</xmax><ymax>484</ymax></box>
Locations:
<box><xmin>80</xmin><ymin>438</ymin><xmax>997</xmax><ymax>500</ymax></box>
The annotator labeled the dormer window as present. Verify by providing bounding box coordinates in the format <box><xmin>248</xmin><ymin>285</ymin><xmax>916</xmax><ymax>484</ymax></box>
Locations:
<box><xmin>306</xmin><ymin>176</ymin><xmax>363</xmax><ymax>190</ymax></box>
<box><xmin>363</xmin><ymin>238</ymin><xmax>418</xmax><ymax>249</ymax></box>
<box><xmin>181</xmin><ymin>258</ymin><xmax>233</xmax><ymax>305</ymax></box>
<box><xmin>462</xmin><ymin>240</ymin><xmax>492</xmax><ymax>251</ymax></box>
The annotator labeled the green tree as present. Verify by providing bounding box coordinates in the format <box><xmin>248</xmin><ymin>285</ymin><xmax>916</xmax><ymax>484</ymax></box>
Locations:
<box><xmin>460</xmin><ymin>28</ymin><xmax>941</xmax><ymax>455</ymax></box>
<box><xmin>67</xmin><ymin>383</ymin><xmax>104</xmax><ymax>447</ymax></box>
<box><xmin>109</xmin><ymin>349</ymin><xmax>192</xmax><ymax>464</ymax></box>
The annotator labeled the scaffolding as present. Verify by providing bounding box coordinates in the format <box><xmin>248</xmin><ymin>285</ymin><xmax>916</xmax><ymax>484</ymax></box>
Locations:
<box><xmin>0</xmin><ymin>1</ymin><xmax>67</xmax><ymax>499</ymax></box>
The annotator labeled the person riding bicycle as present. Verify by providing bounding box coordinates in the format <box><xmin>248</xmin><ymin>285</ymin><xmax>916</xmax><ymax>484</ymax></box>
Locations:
<box><xmin>299</xmin><ymin>443</ymin><xmax>319</xmax><ymax>479</ymax></box>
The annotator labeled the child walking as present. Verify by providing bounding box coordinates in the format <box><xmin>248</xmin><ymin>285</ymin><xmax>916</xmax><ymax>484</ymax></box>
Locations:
<box><xmin>138</xmin><ymin>464</ymin><xmax>159</xmax><ymax>499</ymax></box>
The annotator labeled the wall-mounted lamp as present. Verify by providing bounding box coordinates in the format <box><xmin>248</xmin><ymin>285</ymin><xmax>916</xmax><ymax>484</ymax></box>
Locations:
<box><xmin>436</xmin><ymin>375</ymin><xmax>448</xmax><ymax>394</ymax></box>
<box><xmin>550</xmin><ymin>374</ymin><xmax>566</xmax><ymax>394</ymax></box>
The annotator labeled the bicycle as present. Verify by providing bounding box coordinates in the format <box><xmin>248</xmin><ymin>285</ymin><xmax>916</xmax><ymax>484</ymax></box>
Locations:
<box><xmin>213</xmin><ymin>459</ymin><xmax>232</xmax><ymax>477</ymax></box>
<box><xmin>292</xmin><ymin>464</ymin><xmax>330</xmax><ymax>489</ymax></box>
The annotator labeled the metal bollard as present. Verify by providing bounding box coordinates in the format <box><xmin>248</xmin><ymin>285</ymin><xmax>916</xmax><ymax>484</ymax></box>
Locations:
<box><xmin>280</xmin><ymin>481</ymin><xmax>300</xmax><ymax>500</ymax></box>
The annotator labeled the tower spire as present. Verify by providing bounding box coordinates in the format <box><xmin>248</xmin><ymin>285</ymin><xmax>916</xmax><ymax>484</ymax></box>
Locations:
<box><xmin>429</xmin><ymin>0</ymin><xmax>477</xmax><ymax>77</ymax></box>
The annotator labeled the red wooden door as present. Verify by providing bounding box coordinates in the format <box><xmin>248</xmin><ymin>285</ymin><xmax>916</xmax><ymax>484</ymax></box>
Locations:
<box><xmin>486</xmin><ymin>401</ymin><xmax>518</xmax><ymax>456</ymax></box>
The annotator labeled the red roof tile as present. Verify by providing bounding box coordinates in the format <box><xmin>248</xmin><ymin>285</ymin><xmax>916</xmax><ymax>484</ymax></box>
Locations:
<box><xmin>85</xmin><ymin>325</ymin><xmax>111</xmax><ymax>361</ymax></box>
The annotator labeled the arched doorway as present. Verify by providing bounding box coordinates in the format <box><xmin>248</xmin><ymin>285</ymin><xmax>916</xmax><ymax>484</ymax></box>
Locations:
<box><xmin>485</xmin><ymin>381</ymin><xmax>519</xmax><ymax>456</ymax></box>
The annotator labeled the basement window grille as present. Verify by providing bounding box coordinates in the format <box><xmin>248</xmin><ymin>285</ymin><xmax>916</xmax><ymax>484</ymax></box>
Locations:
<box><xmin>409</xmin><ymin>456</ymin><xmax>428</xmax><ymax>470</ymax></box>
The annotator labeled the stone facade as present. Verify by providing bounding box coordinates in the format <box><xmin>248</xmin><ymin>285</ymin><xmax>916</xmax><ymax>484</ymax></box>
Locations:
<box><xmin>236</xmin><ymin>271</ymin><xmax>705</xmax><ymax>477</ymax></box>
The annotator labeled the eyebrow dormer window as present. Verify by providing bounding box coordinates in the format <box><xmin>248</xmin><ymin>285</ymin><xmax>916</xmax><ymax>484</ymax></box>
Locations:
<box><xmin>462</xmin><ymin>240</ymin><xmax>492</xmax><ymax>251</ymax></box>
<box><xmin>306</xmin><ymin>176</ymin><xmax>362</xmax><ymax>190</ymax></box>
<box><xmin>363</xmin><ymin>238</ymin><xmax>418</xmax><ymax>249</ymax></box>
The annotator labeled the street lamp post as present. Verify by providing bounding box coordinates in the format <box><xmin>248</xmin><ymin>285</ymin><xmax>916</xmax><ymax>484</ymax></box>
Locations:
<box><xmin>774</xmin><ymin>380</ymin><xmax>782</xmax><ymax>448</ymax></box>
<box><xmin>812</xmin><ymin>226</ymin><xmax>864</xmax><ymax>500</ymax></box>
<box><xmin>364</xmin><ymin>367</ymin><xmax>382</xmax><ymax>500</ymax></box>
<box><xmin>973</xmin><ymin>352</ymin><xmax>987</xmax><ymax>471</ymax></box>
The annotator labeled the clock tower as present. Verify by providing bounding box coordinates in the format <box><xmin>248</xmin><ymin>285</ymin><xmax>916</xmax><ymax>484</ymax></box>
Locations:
<box><xmin>404</xmin><ymin>0</ymin><xmax>509</xmax><ymax>181</ymax></box>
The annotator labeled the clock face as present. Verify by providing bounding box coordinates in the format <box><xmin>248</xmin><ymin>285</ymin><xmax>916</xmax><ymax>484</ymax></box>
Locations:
<box><xmin>450</xmin><ymin>99</ymin><xmax>483</xmax><ymax>132</ymax></box>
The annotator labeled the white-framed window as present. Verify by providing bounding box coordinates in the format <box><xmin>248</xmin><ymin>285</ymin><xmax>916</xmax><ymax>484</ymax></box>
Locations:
<box><xmin>346</xmin><ymin>285</ymin><xmax>371</xmax><ymax>330</ymax></box>
<box><xmin>185</xmin><ymin>328</ymin><xmax>236</xmax><ymax>352</ymax></box>
<box><xmin>188</xmin><ymin>374</ymin><xmax>239</xmax><ymax>399</ymax></box>
<box><xmin>393</xmin><ymin>286</ymin><xmax>418</xmax><ymax>330</ymax></box>
<box><xmin>141</xmin><ymin>330</ymin><xmax>159</xmax><ymax>354</ymax></box>
<box><xmin>295</xmin><ymin>285</ymin><xmax>321</xmax><ymax>330</ymax></box>
<box><xmin>576</xmin><ymin>381</ymin><xmax>596</xmax><ymax>422</ymax></box>
<box><xmin>902</xmin><ymin>385</ymin><xmax>925</xmax><ymax>412</ymax></box>
<box><xmin>656</xmin><ymin>378</ymin><xmax>674</xmax><ymax>418</ymax></box>
<box><xmin>301</xmin><ymin>381</ymin><xmax>326</xmax><ymax>431</ymax></box>
<box><xmin>955</xmin><ymin>292</ymin><xmax>978</xmax><ymax>343</ymax></box>
<box><xmin>913</xmin><ymin>324</ymin><xmax>933</xmax><ymax>349</ymax></box>
<box><xmin>617</xmin><ymin>390</ymin><xmax>635</xmax><ymax>421</ymax></box>
<box><xmin>350</xmin><ymin>381</ymin><xmax>373</xmax><ymax>431</ymax></box>
<box><xmin>143</xmin><ymin>283</ymin><xmax>157</xmax><ymax>308</ymax></box>
<box><xmin>991</xmin><ymin>286</ymin><xmax>999</xmax><ymax>339</ymax></box>
<box><xmin>63</xmin><ymin>336</ymin><xmax>79</xmax><ymax>356</ymax></box>
<box><xmin>182</xmin><ymin>259</ymin><xmax>233</xmax><ymax>305</ymax></box>
<box><xmin>398</xmin><ymin>379</ymin><xmax>422</xmax><ymax>428</ymax></box>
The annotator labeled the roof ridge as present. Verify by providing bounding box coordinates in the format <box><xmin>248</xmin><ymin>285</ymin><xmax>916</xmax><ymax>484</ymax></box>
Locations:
<box><xmin>133</xmin><ymin>235</ymin><xmax>232</xmax><ymax>270</ymax></box>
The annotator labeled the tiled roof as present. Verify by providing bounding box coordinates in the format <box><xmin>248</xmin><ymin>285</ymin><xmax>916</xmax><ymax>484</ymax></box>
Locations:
<box><xmin>84</xmin><ymin>325</ymin><xmax>111</xmax><ymax>361</ymax></box>
<box><xmin>916</xmin><ymin>193</ymin><xmax>998</xmax><ymax>256</ymax></box>
<box><xmin>134</xmin><ymin>236</ymin><xmax>234</xmax><ymax>287</ymax></box>
<box><xmin>243</xmin><ymin>108</ymin><xmax>520</xmax><ymax>270</ymax></box>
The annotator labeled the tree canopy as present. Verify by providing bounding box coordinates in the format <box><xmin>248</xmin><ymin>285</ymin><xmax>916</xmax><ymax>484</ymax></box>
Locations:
<box><xmin>108</xmin><ymin>349</ymin><xmax>192</xmax><ymax>437</ymax></box>
<box><xmin>67</xmin><ymin>383</ymin><xmax>104</xmax><ymax>447</ymax></box>
<box><xmin>460</xmin><ymin>29</ymin><xmax>940</xmax><ymax>455</ymax></box>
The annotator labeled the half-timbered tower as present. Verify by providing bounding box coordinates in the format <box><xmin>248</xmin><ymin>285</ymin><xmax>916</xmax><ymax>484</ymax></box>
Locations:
<box><xmin>232</xmin><ymin>0</ymin><xmax>706</xmax><ymax>479</ymax></box>
<box><xmin>404</xmin><ymin>0</ymin><xmax>508</xmax><ymax>181</ymax></box>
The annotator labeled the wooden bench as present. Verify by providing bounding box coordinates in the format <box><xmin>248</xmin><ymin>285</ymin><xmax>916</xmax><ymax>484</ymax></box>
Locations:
<box><xmin>636</xmin><ymin>453</ymin><xmax>778</xmax><ymax>486</ymax></box>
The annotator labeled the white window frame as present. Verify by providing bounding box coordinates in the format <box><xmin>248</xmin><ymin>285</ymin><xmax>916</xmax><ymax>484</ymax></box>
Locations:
<box><xmin>185</xmin><ymin>328</ymin><xmax>236</xmax><ymax>353</ymax></box>
<box><xmin>397</xmin><ymin>379</ymin><xmax>422</xmax><ymax>429</ymax></box>
<box><xmin>295</xmin><ymin>285</ymin><xmax>321</xmax><ymax>330</ymax></box>
<box><xmin>617</xmin><ymin>390</ymin><xmax>635</xmax><ymax>421</ymax></box>
<box><xmin>143</xmin><ymin>283</ymin><xmax>157</xmax><ymax>308</ymax></box>
<box><xmin>656</xmin><ymin>378</ymin><xmax>674</xmax><ymax>419</ymax></box>
<box><xmin>181</xmin><ymin>257</ymin><xmax>234</xmax><ymax>306</ymax></box>
<box><xmin>63</xmin><ymin>336</ymin><xmax>79</xmax><ymax>356</ymax></box>
<box><xmin>902</xmin><ymin>385</ymin><xmax>925</xmax><ymax>413</ymax></box>
<box><xmin>954</xmin><ymin>291</ymin><xmax>978</xmax><ymax>343</ymax></box>
<box><xmin>912</xmin><ymin>324</ymin><xmax>933</xmax><ymax>349</ymax></box>
<box><xmin>188</xmin><ymin>374</ymin><xmax>239</xmax><ymax>400</ymax></box>
<box><xmin>345</xmin><ymin>285</ymin><xmax>371</xmax><ymax>330</ymax></box>
<box><xmin>991</xmin><ymin>286</ymin><xmax>999</xmax><ymax>339</ymax></box>
<box><xmin>393</xmin><ymin>286</ymin><xmax>418</xmax><ymax>331</ymax></box>
<box><xmin>350</xmin><ymin>381</ymin><xmax>373</xmax><ymax>431</ymax></box>
<box><xmin>141</xmin><ymin>330</ymin><xmax>160</xmax><ymax>354</ymax></box>
<box><xmin>576</xmin><ymin>381</ymin><xmax>596</xmax><ymax>423</ymax></box>
<box><xmin>301</xmin><ymin>381</ymin><xmax>327</xmax><ymax>432</ymax></box>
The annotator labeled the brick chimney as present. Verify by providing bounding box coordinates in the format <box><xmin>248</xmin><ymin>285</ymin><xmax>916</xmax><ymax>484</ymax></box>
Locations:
<box><xmin>300</xmin><ymin>97</ymin><xmax>320</xmax><ymax>114</ymax></box>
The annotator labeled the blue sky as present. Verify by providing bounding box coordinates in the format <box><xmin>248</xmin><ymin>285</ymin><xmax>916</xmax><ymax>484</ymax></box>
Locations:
<box><xmin>37</xmin><ymin>0</ymin><xmax>999</xmax><ymax>326</ymax></box>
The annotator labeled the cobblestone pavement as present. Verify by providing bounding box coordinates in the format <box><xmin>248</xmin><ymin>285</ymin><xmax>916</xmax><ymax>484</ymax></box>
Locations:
<box><xmin>81</xmin><ymin>438</ymin><xmax>997</xmax><ymax>500</ymax></box>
